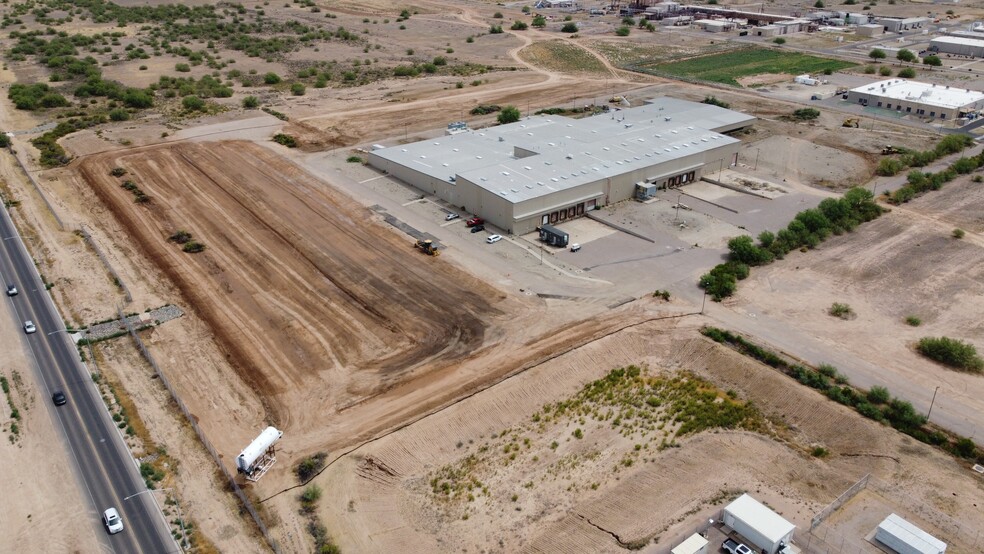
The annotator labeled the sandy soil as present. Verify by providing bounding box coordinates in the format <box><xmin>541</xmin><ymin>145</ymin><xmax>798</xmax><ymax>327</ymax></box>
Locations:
<box><xmin>310</xmin><ymin>321</ymin><xmax>984</xmax><ymax>553</ymax></box>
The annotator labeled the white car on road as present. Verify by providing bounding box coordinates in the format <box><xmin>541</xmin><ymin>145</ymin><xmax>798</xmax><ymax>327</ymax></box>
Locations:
<box><xmin>486</xmin><ymin>234</ymin><xmax>502</xmax><ymax>244</ymax></box>
<box><xmin>23</xmin><ymin>320</ymin><xmax>36</xmax><ymax>334</ymax></box>
<box><xmin>103</xmin><ymin>507</ymin><xmax>124</xmax><ymax>534</ymax></box>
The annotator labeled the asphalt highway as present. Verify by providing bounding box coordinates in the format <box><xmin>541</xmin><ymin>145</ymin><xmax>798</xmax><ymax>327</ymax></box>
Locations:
<box><xmin>0</xmin><ymin>204</ymin><xmax>176</xmax><ymax>553</ymax></box>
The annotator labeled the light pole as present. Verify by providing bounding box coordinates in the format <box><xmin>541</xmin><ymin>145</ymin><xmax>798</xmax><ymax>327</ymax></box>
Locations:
<box><xmin>125</xmin><ymin>487</ymin><xmax>185</xmax><ymax>551</ymax></box>
<box><xmin>927</xmin><ymin>385</ymin><xmax>940</xmax><ymax>420</ymax></box>
<box><xmin>675</xmin><ymin>192</ymin><xmax>682</xmax><ymax>223</ymax></box>
<box><xmin>700</xmin><ymin>289</ymin><xmax>707</xmax><ymax>314</ymax></box>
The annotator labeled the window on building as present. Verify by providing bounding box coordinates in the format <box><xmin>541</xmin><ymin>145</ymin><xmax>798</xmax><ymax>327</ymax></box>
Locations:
<box><xmin>930</xmin><ymin>111</ymin><xmax>935</xmax><ymax>117</ymax></box>
<box><xmin>941</xmin><ymin>113</ymin><xmax>946</xmax><ymax>119</ymax></box>
<box><xmin>906</xmin><ymin>107</ymin><xmax>911</xmax><ymax>113</ymax></box>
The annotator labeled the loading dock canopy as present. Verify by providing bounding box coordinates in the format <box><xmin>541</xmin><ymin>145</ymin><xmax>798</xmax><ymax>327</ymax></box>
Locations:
<box><xmin>723</xmin><ymin>494</ymin><xmax>795</xmax><ymax>553</ymax></box>
<box><xmin>875</xmin><ymin>513</ymin><xmax>946</xmax><ymax>554</ymax></box>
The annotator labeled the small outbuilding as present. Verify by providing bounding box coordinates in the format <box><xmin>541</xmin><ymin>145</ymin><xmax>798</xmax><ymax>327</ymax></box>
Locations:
<box><xmin>857</xmin><ymin>23</ymin><xmax>884</xmax><ymax>37</ymax></box>
<box><xmin>722</xmin><ymin>494</ymin><xmax>795</xmax><ymax>554</ymax></box>
<box><xmin>671</xmin><ymin>533</ymin><xmax>709</xmax><ymax>554</ymax></box>
<box><xmin>874</xmin><ymin>513</ymin><xmax>946</xmax><ymax>554</ymax></box>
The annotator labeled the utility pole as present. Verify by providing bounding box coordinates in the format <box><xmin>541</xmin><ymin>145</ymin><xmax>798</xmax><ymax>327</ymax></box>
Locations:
<box><xmin>754</xmin><ymin>148</ymin><xmax>760</xmax><ymax>171</ymax></box>
<box><xmin>927</xmin><ymin>385</ymin><xmax>940</xmax><ymax>420</ymax></box>
<box><xmin>125</xmin><ymin>487</ymin><xmax>186</xmax><ymax>551</ymax></box>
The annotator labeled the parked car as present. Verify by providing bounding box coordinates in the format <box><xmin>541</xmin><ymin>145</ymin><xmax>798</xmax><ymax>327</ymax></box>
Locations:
<box><xmin>52</xmin><ymin>391</ymin><xmax>67</xmax><ymax>406</ymax></box>
<box><xmin>23</xmin><ymin>320</ymin><xmax>36</xmax><ymax>334</ymax></box>
<box><xmin>102</xmin><ymin>507</ymin><xmax>124</xmax><ymax>534</ymax></box>
<box><xmin>486</xmin><ymin>234</ymin><xmax>502</xmax><ymax>244</ymax></box>
<box><xmin>5</xmin><ymin>284</ymin><xmax>17</xmax><ymax>296</ymax></box>
<box><xmin>465</xmin><ymin>217</ymin><xmax>485</xmax><ymax>227</ymax></box>
<box><xmin>722</xmin><ymin>539</ymin><xmax>753</xmax><ymax>554</ymax></box>
<box><xmin>470</xmin><ymin>225</ymin><xmax>485</xmax><ymax>233</ymax></box>
<box><xmin>445</xmin><ymin>213</ymin><xmax>460</xmax><ymax>221</ymax></box>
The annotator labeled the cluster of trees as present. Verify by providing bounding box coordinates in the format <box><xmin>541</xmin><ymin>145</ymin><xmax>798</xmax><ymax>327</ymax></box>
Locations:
<box><xmin>702</xmin><ymin>96</ymin><xmax>730</xmax><ymax>109</ymax></box>
<box><xmin>8</xmin><ymin>83</ymin><xmax>69</xmax><ymax>110</ymax></box>
<box><xmin>497</xmin><ymin>106</ymin><xmax>521</xmax><ymax>124</ymax></box>
<box><xmin>700</xmin><ymin>188</ymin><xmax>883</xmax><ymax>300</ymax></box>
<box><xmin>32</xmin><ymin>114</ymin><xmax>107</xmax><ymax>167</ymax></box>
<box><xmin>701</xmin><ymin>327</ymin><xmax>981</xmax><ymax>460</ymax></box>
<box><xmin>887</xmin><ymin>139</ymin><xmax>982</xmax><ymax>204</ymax></box>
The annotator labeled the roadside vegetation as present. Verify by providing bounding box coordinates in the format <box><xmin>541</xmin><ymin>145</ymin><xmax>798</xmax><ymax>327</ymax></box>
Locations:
<box><xmin>0</xmin><ymin>373</ymin><xmax>22</xmax><ymax>443</ymax></box>
<box><xmin>700</xmin><ymin>187</ymin><xmax>882</xmax><ymax>300</ymax></box>
<box><xmin>875</xmin><ymin>135</ymin><xmax>980</xmax><ymax>204</ymax></box>
<box><xmin>916</xmin><ymin>337</ymin><xmax>984</xmax><ymax>373</ymax></box>
<box><xmin>293</xmin><ymin>454</ymin><xmax>341</xmax><ymax>553</ymax></box>
<box><xmin>701</xmin><ymin>327</ymin><xmax>984</xmax><ymax>462</ymax></box>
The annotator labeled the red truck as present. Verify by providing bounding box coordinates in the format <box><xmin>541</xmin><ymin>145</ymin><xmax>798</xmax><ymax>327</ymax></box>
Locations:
<box><xmin>465</xmin><ymin>217</ymin><xmax>484</xmax><ymax>227</ymax></box>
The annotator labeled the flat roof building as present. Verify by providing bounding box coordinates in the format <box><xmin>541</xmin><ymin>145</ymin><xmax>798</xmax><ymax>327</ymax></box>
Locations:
<box><xmin>930</xmin><ymin>36</ymin><xmax>984</xmax><ymax>58</ymax></box>
<box><xmin>845</xmin><ymin>78</ymin><xmax>984</xmax><ymax>121</ymax></box>
<box><xmin>874</xmin><ymin>513</ymin><xmax>946</xmax><ymax>554</ymax></box>
<box><xmin>722</xmin><ymin>494</ymin><xmax>796</xmax><ymax>554</ymax></box>
<box><xmin>369</xmin><ymin>98</ymin><xmax>754</xmax><ymax>234</ymax></box>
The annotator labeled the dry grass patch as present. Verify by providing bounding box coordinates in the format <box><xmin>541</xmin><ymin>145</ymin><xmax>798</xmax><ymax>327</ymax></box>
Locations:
<box><xmin>518</xmin><ymin>40</ymin><xmax>608</xmax><ymax>74</ymax></box>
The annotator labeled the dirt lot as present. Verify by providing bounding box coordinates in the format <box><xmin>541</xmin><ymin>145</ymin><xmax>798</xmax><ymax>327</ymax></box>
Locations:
<box><xmin>311</xmin><ymin>320</ymin><xmax>984</xmax><ymax>553</ymax></box>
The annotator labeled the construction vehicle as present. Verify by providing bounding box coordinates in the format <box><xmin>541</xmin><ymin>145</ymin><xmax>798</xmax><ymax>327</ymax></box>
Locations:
<box><xmin>881</xmin><ymin>145</ymin><xmax>899</xmax><ymax>155</ymax></box>
<box><xmin>413</xmin><ymin>239</ymin><xmax>440</xmax><ymax>256</ymax></box>
<box><xmin>842</xmin><ymin>118</ymin><xmax>860</xmax><ymax>128</ymax></box>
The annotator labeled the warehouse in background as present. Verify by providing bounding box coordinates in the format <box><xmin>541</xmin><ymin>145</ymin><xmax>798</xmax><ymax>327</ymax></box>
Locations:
<box><xmin>368</xmin><ymin>97</ymin><xmax>754</xmax><ymax>234</ymax></box>
<box><xmin>845</xmin><ymin>78</ymin><xmax>984</xmax><ymax>121</ymax></box>
<box><xmin>721</xmin><ymin>493</ymin><xmax>796</xmax><ymax>554</ymax></box>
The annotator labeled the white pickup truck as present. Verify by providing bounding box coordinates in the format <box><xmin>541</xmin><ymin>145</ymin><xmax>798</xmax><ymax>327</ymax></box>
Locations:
<box><xmin>722</xmin><ymin>539</ymin><xmax>754</xmax><ymax>554</ymax></box>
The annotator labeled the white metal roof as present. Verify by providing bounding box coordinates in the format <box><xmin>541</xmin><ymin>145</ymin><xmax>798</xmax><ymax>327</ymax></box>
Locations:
<box><xmin>724</xmin><ymin>494</ymin><xmax>796</xmax><ymax>544</ymax></box>
<box><xmin>372</xmin><ymin>97</ymin><xmax>752</xmax><ymax>204</ymax></box>
<box><xmin>877</xmin><ymin>513</ymin><xmax>946</xmax><ymax>554</ymax></box>
<box><xmin>931</xmin><ymin>36</ymin><xmax>984</xmax><ymax>48</ymax></box>
<box><xmin>850</xmin><ymin>78</ymin><xmax>984</xmax><ymax>109</ymax></box>
<box><xmin>671</xmin><ymin>533</ymin><xmax>709</xmax><ymax>554</ymax></box>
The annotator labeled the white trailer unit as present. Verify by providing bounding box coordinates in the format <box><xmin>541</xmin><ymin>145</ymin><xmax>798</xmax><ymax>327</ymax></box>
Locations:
<box><xmin>672</xmin><ymin>533</ymin><xmax>709</xmax><ymax>554</ymax></box>
<box><xmin>874</xmin><ymin>513</ymin><xmax>946</xmax><ymax>554</ymax></box>
<box><xmin>237</xmin><ymin>426</ymin><xmax>283</xmax><ymax>481</ymax></box>
<box><xmin>722</xmin><ymin>494</ymin><xmax>795</xmax><ymax>554</ymax></box>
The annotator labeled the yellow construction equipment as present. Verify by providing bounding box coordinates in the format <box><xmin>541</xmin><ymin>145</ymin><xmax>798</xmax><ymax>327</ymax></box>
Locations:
<box><xmin>842</xmin><ymin>118</ymin><xmax>860</xmax><ymax>128</ymax></box>
<box><xmin>413</xmin><ymin>239</ymin><xmax>440</xmax><ymax>256</ymax></box>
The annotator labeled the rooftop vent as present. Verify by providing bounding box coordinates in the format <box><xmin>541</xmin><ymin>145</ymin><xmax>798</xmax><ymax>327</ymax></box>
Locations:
<box><xmin>419</xmin><ymin>155</ymin><xmax>426</xmax><ymax>159</ymax></box>
<box><xmin>536</xmin><ymin>181</ymin><xmax>544</xmax><ymax>185</ymax></box>
<box><xmin>526</xmin><ymin>184</ymin><xmax>533</xmax><ymax>189</ymax></box>
<box><xmin>499</xmin><ymin>136</ymin><xmax>505</xmax><ymax>142</ymax></box>
<box><xmin>523</xmin><ymin>165</ymin><xmax>532</xmax><ymax>170</ymax></box>
<box><xmin>547</xmin><ymin>142</ymin><xmax>556</xmax><ymax>147</ymax></box>
<box><xmin>433</xmin><ymin>142</ymin><xmax>440</xmax><ymax>145</ymax></box>
<box><xmin>452</xmin><ymin>148</ymin><xmax>459</xmax><ymax>152</ymax></box>
<box><xmin>624</xmin><ymin>123</ymin><xmax>633</xmax><ymax>128</ymax></box>
<box><xmin>566</xmin><ymin>153</ymin><xmax>574</xmax><ymax>159</ymax></box>
<box><xmin>401</xmin><ymin>148</ymin><xmax>408</xmax><ymax>152</ymax></box>
<box><xmin>603</xmin><ymin>146</ymin><xmax>611</xmax><ymax>151</ymax></box>
<box><xmin>665</xmin><ymin>116</ymin><xmax>672</xmax><ymax>121</ymax></box>
<box><xmin>501</xmin><ymin>171</ymin><xmax>510</xmax><ymax>176</ymax></box>
<box><xmin>476</xmin><ymin>155</ymin><xmax>483</xmax><ymax>159</ymax></box>
<box><xmin>671</xmin><ymin>130</ymin><xmax>678</xmax><ymax>134</ymax></box>
<box><xmin>510</xmin><ymin>188</ymin><xmax>519</xmax><ymax>193</ymax></box>
<box><xmin>551</xmin><ymin>177</ymin><xmax>559</xmax><ymax>182</ymax></box>
<box><xmin>442</xmin><ymin>163</ymin><xmax>449</xmax><ymax>167</ymax></box>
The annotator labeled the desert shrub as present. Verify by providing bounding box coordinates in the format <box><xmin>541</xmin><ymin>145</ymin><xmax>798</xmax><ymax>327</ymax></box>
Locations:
<box><xmin>301</xmin><ymin>484</ymin><xmax>322</xmax><ymax>504</ymax></box>
<box><xmin>898</xmin><ymin>67</ymin><xmax>915</xmax><ymax>78</ymax></box>
<box><xmin>811</xmin><ymin>446</ymin><xmax>829</xmax><ymax>457</ymax></box>
<box><xmin>470</xmin><ymin>104</ymin><xmax>501</xmax><ymax>115</ymax></box>
<box><xmin>793</xmin><ymin>108</ymin><xmax>820</xmax><ymax>120</ymax></box>
<box><xmin>511</xmin><ymin>21</ymin><xmax>528</xmax><ymax>30</ymax></box>
<box><xmin>272</xmin><ymin>133</ymin><xmax>297</xmax><ymax>147</ymax></box>
<box><xmin>828</xmin><ymin>303</ymin><xmax>854</xmax><ymax>319</ymax></box>
<box><xmin>263</xmin><ymin>72</ymin><xmax>281</xmax><ymax>85</ymax></box>
<box><xmin>182</xmin><ymin>241</ymin><xmax>205</xmax><ymax>253</ymax></box>
<box><xmin>489</xmin><ymin>25</ymin><xmax>503</xmax><ymax>34</ymax></box>
<box><xmin>175</xmin><ymin>63</ymin><xmax>190</xmax><ymax>72</ymax></box>
<box><xmin>879</xmin><ymin>66</ymin><xmax>892</xmax><ymax>76</ymax></box>
<box><xmin>168</xmin><ymin>230</ymin><xmax>192</xmax><ymax>244</ymax></box>
<box><xmin>916</xmin><ymin>337</ymin><xmax>984</xmax><ymax>372</ymax></box>
<box><xmin>702</xmin><ymin>96</ymin><xmax>730</xmax><ymax>109</ymax></box>
<box><xmin>954</xmin><ymin>438</ymin><xmax>977</xmax><ymax>459</ymax></box>
<box><xmin>497</xmin><ymin>105</ymin><xmax>521</xmax><ymax>124</ymax></box>
<box><xmin>291</xmin><ymin>83</ymin><xmax>306</xmax><ymax>96</ymax></box>
<box><xmin>346</xmin><ymin>155</ymin><xmax>364</xmax><ymax>163</ymax></box>
<box><xmin>952</xmin><ymin>228</ymin><xmax>965</xmax><ymax>239</ymax></box>
<box><xmin>615</xmin><ymin>26</ymin><xmax>630</xmax><ymax>36</ymax></box>
<box><xmin>110</xmin><ymin>167</ymin><xmax>127</xmax><ymax>177</ymax></box>
<box><xmin>876</xmin><ymin>158</ymin><xmax>904</xmax><ymax>176</ymax></box>
<box><xmin>773</xmin><ymin>37</ymin><xmax>785</xmax><ymax>45</ymax></box>
<box><xmin>561</xmin><ymin>22</ymin><xmax>578</xmax><ymax>33</ymax></box>
<box><xmin>296</xmin><ymin>452</ymin><xmax>328</xmax><ymax>482</ymax></box>
<box><xmin>905</xmin><ymin>315</ymin><xmax>922</xmax><ymax>326</ymax></box>
<box><xmin>109</xmin><ymin>108</ymin><xmax>129</xmax><ymax>121</ymax></box>
<box><xmin>242</xmin><ymin>95</ymin><xmax>259</xmax><ymax>109</ymax></box>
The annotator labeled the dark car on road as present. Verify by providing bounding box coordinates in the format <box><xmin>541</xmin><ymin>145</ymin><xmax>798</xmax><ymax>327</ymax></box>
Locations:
<box><xmin>52</xmin><ymin>391</ymin><xmax>67</xmax><ymax>406</ymax></box>
<box><xmin>470</xmin><ymin>224</ymin><xmax>485</xmax><ymax>233</ymax></box>
<box><xmin>5</xmin><ymin>284</ymin><xmax>16</xmax><ymax>296</ymax></box>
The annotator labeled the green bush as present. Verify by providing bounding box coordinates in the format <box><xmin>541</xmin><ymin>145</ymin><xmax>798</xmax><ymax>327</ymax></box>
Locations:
<box><xmin>182</xmin><ymin>241</ymin><xmax>206</xmax><ymax>253</ymax></box>
<box><xmin>905</xmin><ymin>315</ymin><xmax>922</xmax><ymax>326</ymax></box>
<box><xmin>272</xmin><ymin>133</ymin><xmax>297</xmax><ymax>147</ymax></box>
<box><xmin>9</xmin><ymin>83</ymin><xmax>69</xmax><ymax>110</ymax></box>
<box><xmin>291</xmin><ymin>83</ymin><xmax>306</xmax><ymax>96</ymax></box>
<box><xmin>561</xmin><ymin>22</ymin><xmax>578</xmax><ymax>33</ymax></box>
<box><xmin>829</xmin><ymin>303</ymin><xmax>854</xmax><ymax>319</ymax></box>
<box><xmin>263</xmin><ymin>72</ymin><xmax>282</xmax><ymax>85</ymax></box>
<box><xmin>175</xmin><ymin>63</ymin><xmax>190</xmax><ymax>72</ymax></box>
<box><xmin>511</xmin><ymin>21</ymin><xmax>528</xmax><ymax>30</ymax></box>
<box><xmin>615</xmin><ymin>26</ymin><xmax>630</xmax><ymax>36</ymax></box>
<box><xmin>301</xmin><ymin>484</ymin><xmax>323</xmax><ymax>503</ymax></box>
<box><xmin>702</xmin><ymin>96</ymin><xmax>730</xmax><ymax>109</ymax></box>
<box><xmin>898</xmin><ymin>67</ymin><xmax>915</xmax><ymax>78</ymax></box>
<box><xmin>346</xmin><ymin>155</ymin><xmax>364</xmax><ymax>163</ymax></box>
<box><xmin>109</xmin><ymin>108</ymin><xmax>129</xmax><ymax>121</ymax></box>
<box><xmin>917</xmin><ymin>337</ymin><xmax>984</xmax><ymax>372</ymax></box>
<box><xmin>952</xmin><ymin>228</ymin><xmax>965</xmax><ymax>239</ymax></box>
<box><xmin>296</xmin><ymin>452</ymin><xmax>328</xmax><ymax>482</ymax></box>
<box><xmin>470</xmin><ymin>104</ymin><xmax>501</xmax><ymax>115</ymax></box>
<box><xmin>242</xmin><ymin>95</ymin><xmax>259</xmax><ymax>109</ymax></box>
<box><xmin>866</xmin><ymin>385</ymin><xmax>890</xmax><ymax>405</ymax></box>
<box><xmin>181</xmin><ymin>95</ymin><xmax>206</xmax><ymax>111</ymax></box>
<box><xmin>497</xmin><ymin>105</ymin><xmax>521</xmax><ymax>124</ymax></box>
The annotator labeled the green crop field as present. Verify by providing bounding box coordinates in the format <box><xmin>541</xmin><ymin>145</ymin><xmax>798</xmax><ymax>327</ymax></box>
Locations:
<box><xmin>636</xmin><ymin>48</ymin><xmax>855</xmax><ymax>87</ymax></box>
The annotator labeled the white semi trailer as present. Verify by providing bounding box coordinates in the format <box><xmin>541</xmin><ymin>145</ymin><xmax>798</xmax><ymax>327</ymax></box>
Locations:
<box><xmin>236</xmin><ymin>426</ymin><xmax>283</xmax><ymax>481</ymax></box>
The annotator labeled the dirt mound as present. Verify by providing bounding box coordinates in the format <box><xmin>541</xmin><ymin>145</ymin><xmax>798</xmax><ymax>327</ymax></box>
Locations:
<box><xmin>76</xmin><ymin>141</ymin><xmax>504</xmax><ymax>429</ymax></box>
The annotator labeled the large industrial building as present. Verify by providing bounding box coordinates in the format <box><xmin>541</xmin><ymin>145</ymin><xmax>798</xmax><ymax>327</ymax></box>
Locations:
<box><xmin>930</xmin><ymin>36</ymin><xmax>984</xmax><ymax>58</ymax></box>
<box><xmin>368</xmin><ymin>98</ymin><xmax>754</xmax><ymax>234</ymax></box>
<box><xmin>845</xmin><ymin>78</ymin><xmax>984</xmax><ymax>121</ymax></box>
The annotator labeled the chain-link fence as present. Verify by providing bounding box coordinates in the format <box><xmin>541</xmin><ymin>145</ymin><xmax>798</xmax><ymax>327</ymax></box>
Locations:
<box><xmin>118</xmin><ymin>306</ymin><xmax>280</xmax><ymax>553</ymax></box>
<box><xmin>810</xmin><ymin>473</ymin><xmax>869</xmax><ymax>530</ymax></box>
<box><xmin>79</xmin><ymin>226</ymin><xmax>132</xmax><ymax>304</ymax></box>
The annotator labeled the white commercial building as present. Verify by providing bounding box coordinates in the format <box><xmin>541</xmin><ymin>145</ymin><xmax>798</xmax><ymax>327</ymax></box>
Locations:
<box><xmin>695</xmin><ymin>19</ymin><xmax>736</xmax><ymax>32</ymax></box>
<box><xmin>369</xmin><ymin>98</ymin><xmax>754</xmax><ymax>234</ymax></box>
<box><xmin>930</xmin><ymin>36</ymin><xmax>984</xmax><ymax>58</ymax></box>
<box><xmin>874</xmin><ymin>513</ymin><xmax>946</xmax><ymax>554</ymax></box>
<box><xmin>721</xmin><ymin>494</ymin><xmax>795</xmax><ymax>554</ymax></box>
<box><xmin>845</xmin><ymin>78</ymin><xmax>984</xmax><ymax>120</ymax></box>
<box><xmin>876</xmin><ymin>16</ymin><xmax>930</xmax><ymax>32</ymax></box>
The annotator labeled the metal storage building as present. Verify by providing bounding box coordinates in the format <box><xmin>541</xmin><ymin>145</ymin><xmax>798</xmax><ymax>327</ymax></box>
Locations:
<box><xmin>874</xmin><ymin>513</ymin><xmax>946</xmax><ymax>554</ymax></box>
<box><xmin>368</xmin><ymin>98</ymin><xmax>754</xmax><ymax>234</ymax></box>
<box><xmin>539</xmin><ymin>224</ymin><xmax>569</xmax><ymax>247</ymax></box>
<box><xmin>721</xmin><ymin>494</ymin><xmax>795</xmax><ymax>554</ymax></box>
<box><xmin>930</xmin><ymin>36</ymin><xmax>984</xmax><ymax>58</ymax></box>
